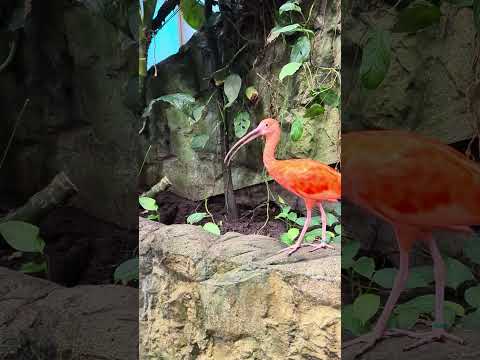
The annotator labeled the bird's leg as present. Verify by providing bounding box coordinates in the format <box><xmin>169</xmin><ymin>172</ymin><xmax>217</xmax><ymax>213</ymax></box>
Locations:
<box><xmin>398</xmin><ymin>239</ymin><xmax>464</xmax><ymax>351</ymax></box>
<box><xmin>278</xmin><ymin>200</ymin><xmax>313</xmax><ymax>256</ymax></box>
<box><xmin>308</xmin><ymin>202</ymin><xmax>334</xmax><ymax>252</ymax></box>
<box><xmin>343</xmin><ymin>244</ymin><xmax>410</xmax><ymax>358</ymax></box>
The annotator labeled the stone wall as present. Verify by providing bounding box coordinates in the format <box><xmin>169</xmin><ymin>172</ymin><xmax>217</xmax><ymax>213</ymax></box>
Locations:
<box><xmin>0</xmin><ymin>0</ymin><xmax>139</xmax><ymax>228</ymax></box>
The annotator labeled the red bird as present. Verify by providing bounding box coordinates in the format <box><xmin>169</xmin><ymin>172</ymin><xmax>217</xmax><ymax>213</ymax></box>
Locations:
<box><xmin>342</xmin><ymin>130</ymin><xmax>480</xmax><ymax>357</ymax></box>
<box><xmin>224</xmin><ymin>118</ymin><xmax>341</xmax><ymax>255</ymax></box>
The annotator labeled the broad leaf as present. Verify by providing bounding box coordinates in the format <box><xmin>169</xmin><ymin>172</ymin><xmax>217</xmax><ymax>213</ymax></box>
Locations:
<box><xmin>279</xmin><ymin>2</ymin><xmax>302</xmax><ymax>15</ymax></box>
<box><xmin>234</xmin><ymin>112</ymin><xmax>251</xmax><ymax>138</ymax></box>
<box><xmin>290</xmin><ymin>117</ymin><xmax>303</xmax><ymax>141</ymax></box>
<box><xmin>392</xmin><ymin>1</ymin><xmax>441</xmax><ymax>33</ymax></box>
<box><xmin>180</xmin><ymin>0</ymin><xmax>205</xmax><ymax>30</ymax></box>
<box><xmin>192</xmin><ymin>105</ymin><xmax>206</xmax><ymax>123</ymax></box>
<box><xmin>203</xmin><ymin>222</ymin><xmax>221</xmax><ymax>235</ymax></box>
<box><xmin>224</xmin><ymin>74</ymin><xmax>242</xmax><ymax>108</ymax></box>
<box><xmin>280</xmin><ymin>232</ymin><xmax>295</xmax><ymax>245</ymax></box>
<box><xmin>445</xmin><ymin>257</ymin><xmax>474</xmax><ymax>290</ymax></box>
<box><xmin>304</xmin><ymin>104</ymin><xmax>325</xmax><ymax>118</ymax></box>
<box><xmin>395</xmin><ymin>308</ymin><xmax>420</xmax><ymax>329</ymax></box>
<box><xmin>372</xmin><ymin>268</ymin><xmax>397</xmax><ymax>288</ymax></box>
<box><xmin>114</xmin><ymin>257</ymin><xmax>139</xmax><ymax>284</ymax></box>
<box><xmin>342</xmin><ymin>240</ymin><xmax>360</xmax><ymax>269</ymax></box>
<box><xmin>279</xmin><ymin>62</ymin><xmax>302</xmax><ymax>81</ymax></box>
<box><xmin>143</xmin><ymin>93</ymin><xmax>195</xmax><ymax>119</ymax></box>
<box><xmin>342</xmin><ymin>304</ymin><xmax>366</xmax><ymax>336</ymax></box>
<box><xmin>353</xmin><ymin>294</ymin><xmax>380</xmax><ymax>325</ymax></box>
<box><xmin>187</xmin><ymin>212</ymin><xmax>207</xmax><ymax>225</ymax></box>
<box><xmin>290</xmin><ymin>36</ymin><xmax>311</xmax><ymax>63</ymax></box>
<box><xmin>20</xmin><ymin>261</ymin><xmax>47</xmax><ymax>274</ymax></box>
<box><xmin>287</xmin><ymin>227</ymin><xmax>300</xmax><ymax>240</ymax></box>
<box><xmin>462</xmin><ymin>309</ymin><xmax>480</xmax><ymax>329</ymax></box>
<box><xmin>359</xmin><ymin>30</ymin><xmax>391</xmax><ymax>90</ymax></box>
<box><xmin>139</xmin><ymin>197</ymin><xmax>158</xmax><ymax>211</ymax></box>
<box><xmin>463</xmin><ymin>235</ymin><xmax>480</xmax><ymax>264</ymax></box>
<box><xmin>191</xmin><ymin>134</ymin><xmax>209</xmax><ymax>150</ymax></box>
<box><xmin>0</xmin><ymin>221</ymin><xmax>44</xmax><ymax>253</ymax></box>
<box><xmin>317</xmin><ymin>87</ymin><xmax>340</xmax><ymax>107</ymax></box>
<box><xmin>465</xmin><ymin>286</ymin><xmax>480</xmax><ymax>308</ymax></box>
<box><xmin>353</xmin><ymin>256</ymin><xmax>375</xmax><ymax>279</ymax></box>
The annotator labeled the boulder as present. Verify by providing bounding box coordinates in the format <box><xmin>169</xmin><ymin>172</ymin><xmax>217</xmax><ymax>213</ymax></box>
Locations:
<box><xmin>139</xmin><ymin>218</ymin><xmax>341</xmax><ymax>360</ymax></box>
<box><xmin>0</xmin><ymin>267</ymin><xmax>138</xmax><ymax>359</ymax></box>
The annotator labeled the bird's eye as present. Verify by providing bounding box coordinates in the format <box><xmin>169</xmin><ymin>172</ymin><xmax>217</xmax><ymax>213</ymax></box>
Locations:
<box><xmin>265</xmin><ymin>123</ymin><xmax>269</xmax><ymax>127</ymax></box>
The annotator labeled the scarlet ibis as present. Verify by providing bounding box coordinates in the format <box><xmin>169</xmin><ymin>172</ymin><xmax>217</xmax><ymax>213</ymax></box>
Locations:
<box><xmin>224</xmin><ymin>118</ymin><xmax>341</xmax><ymax>255</ymax></box>
<box><xmin>342</xmin><ymin>130</ymin><xmax>480</xmax><ymax>357</ymax></box>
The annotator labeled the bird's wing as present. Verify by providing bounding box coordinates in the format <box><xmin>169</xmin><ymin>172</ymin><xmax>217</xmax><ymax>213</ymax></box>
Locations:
<box><xmin>269</xmin><ymin>159</ymin><xmax>341</xmax><ymax>200</ymax></box>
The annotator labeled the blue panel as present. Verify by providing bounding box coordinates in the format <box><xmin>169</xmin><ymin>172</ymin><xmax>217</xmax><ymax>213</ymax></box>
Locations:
<box><xmin>147</xmin><ymin>0</ymin><xmax>220</xmax><ymax>69</ymax></box>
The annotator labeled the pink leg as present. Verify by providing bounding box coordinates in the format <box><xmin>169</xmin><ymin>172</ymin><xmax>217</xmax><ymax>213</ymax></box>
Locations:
<box><xmin>343</xmin><ymin>227</ymin><xmax>410</xmax><ymax>357</ymax></box>
<box><xmin>278</xmin><ymin>200</ymin><xmax>313</xmax><ymax>256</ymax></box>
<box><xmin>307</xmin><ymin>202</ymin><xmax>334</xmax><ymax>252</ymax></box>
<box><xmin>399</xmin><ymin>239</ymin><xmax>464</xmax><ymax>351</ymax></box>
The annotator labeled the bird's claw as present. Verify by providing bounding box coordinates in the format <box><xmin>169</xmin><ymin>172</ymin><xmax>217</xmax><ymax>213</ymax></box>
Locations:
<box><xmin>343</xmin><ymin>328</ymin><xmax>465</xmax><ymax>358</ymax></box>
<box><xmin>394</xmin><ymin>328</ymin><xmax>464</xmax><ymax>351</ymax></box>
<box><xmin>307</xmin><ymin>241</ymin><xmax>335</xmax><ymax>252</ymax></box>
<box><xmin>277</xmin><ymin>244</ymin><xmax>302</xmax><ymax>256</ymax></box>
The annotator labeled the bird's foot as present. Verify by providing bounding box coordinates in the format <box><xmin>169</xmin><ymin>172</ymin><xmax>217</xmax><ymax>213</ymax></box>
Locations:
<box><xmin>277</xmin><ymin>243</ymin><xmax>302</xmax><ymax>256</ymax></box>
<box><xmin>343</xmin><ymin>328</ymin><xmax>464</xmax><ymax>358</ymax></box>
<box><xmin>342</xmin><ymin>330</ymin><xmax>396</xmax><ymax>359</ymax></box>
<box><xmin>307</xmin><ymin>241</ymin><xmax>335</xmax><ymax>252</ymax></box>
<box><xmin>390</xmin><ymin>328</ymin><xmax>464</xmax><ymax>351</ymax></box>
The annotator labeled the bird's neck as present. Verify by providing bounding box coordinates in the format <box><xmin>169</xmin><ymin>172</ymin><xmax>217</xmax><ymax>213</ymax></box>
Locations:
<box><xmin>263</xmin><ymin>131</ymin><xmax>281</xmax><ymax>168</ymax></box>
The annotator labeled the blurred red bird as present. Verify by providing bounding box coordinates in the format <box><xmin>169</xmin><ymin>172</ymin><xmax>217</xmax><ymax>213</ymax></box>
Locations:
<box><xmin>225</xmin><ymin>118</ymin><xmax>341</xmax><ymax>255</ymax></box>
<box><xmin>342</xmin><ymin>130</ymin><xmax>480</xmax><ymax>357</ymax></box>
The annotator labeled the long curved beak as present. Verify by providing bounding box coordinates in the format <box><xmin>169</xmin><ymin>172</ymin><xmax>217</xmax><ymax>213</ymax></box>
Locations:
<box><xmin>224</xmin><ymin>127</ymin><xmax>262</xmax><ymax>166</ymax></box>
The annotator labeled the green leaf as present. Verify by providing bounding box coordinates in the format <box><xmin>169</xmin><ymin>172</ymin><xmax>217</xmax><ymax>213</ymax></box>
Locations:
<box><xmin>0</xmin><ymin>221</ymin><xmax>44</xmax><ymax>253</ymax></box>
<box><xmin>280</xmin><ymin>232</ymin><xmax>295</xmax><ymax>245</ymax></box>
<box><xmin>271</xmin><ymin>23</ymin><xmax>302</xmax><ymax>35</ymax></box>
<box><xmin>279</xmin><ymin>2</ymin><xmax>302</xmax><ymax>15</ymax></box>
<box><xmin>462</xmin><ymin>309</ymin><xmax>480</xmax><ymax>329</ymax></box>
<box><xmin>287</xmin><ymin>212</ymin><xmax>298</xmax><ymax>222</ymax></box>
<box><xmin>409</xmin><ymin>265</ymin><xmax>434</xmax><ymax>285</ymax></box>
<box><xmin>342</xmin><ymin>304</ymin><xmax>366</xmax><ymax>336</ymax></box>
<box><xmin>224</xmin><ymin>74</ymin><xmax>242</xmax><ymax>108</ymax></box>
<box><xmin>372</xmin><ymin>268</ymin><xmax>397</xmax><ymax>288</ymax></box>
<box><xmin>295</xmin><ymin>216</ymin><xmax>320</xmax><ymax>227</ymax></box>
<box><xmin>353</xmin><ymin>294</ymin><xmax>381</xmax><ymax>325</ymax></box>
<box><xmin>317</xmin><ymin>87</ymin><xmax>340</xmax><ymax>107</ymax></box>
<box><xmin>234</xmin><ymin>112</ymin><xmax>251</xmax><ymax>138</ymax></box>
<box><xmin>304</xmin><ymin>104</ymin><xmax>325</xmax><ymax>118</ymax></box>
<box><xmin>395</xmin><ymin>308</ymin><xmax>420</xmax><ymax>329</ymax></box>
<box><xmin>192</xmin><ymin>105</ymin><xmax>206</xmax><ymax>123</ymax></box>
<box><xmin>147</xmin><ymin>214</ymin><xmax>159</xmax><ymax>221</ymax></box>
<box><xmin>245</xmin><ymin>86</ymin><xmax>259</xmax><ymax>101</ymax></box>
<box><xmin>353</xmin><ymin>257</ymin><xmax>375</xmax><ymax>279</ymax></box>
<box><xmin>445</xmin><ymin>257</ymin><xmax>474</xmax><ymax>290</ymax></box>
<box><xmin>191</xmin><ymin>134</ymin><xmax>209</xmax><ymax>150</ymax></box>
<box><xmin>445</xmin><ymin>0</ymin><xmax>473</xmax><ymax>7</ymax></box>
<box><xmin>187</xmin><ymin>212</ymin><xmax>207</xmax><ymax>225</ymax></box>
<box><xmin>342</xmin><ymin>240</ymin><xmax>360</xmax><ymax>269</ymax></box>
<box><xmin>392</xmin><ymin>1</ymin><xmax>441</xmax><ymax>33</ymax></box>
<box><xmin>465</xmin><ymin>286</ymin><xmax>480</xmax><ymax>308</ymax></box>
<box><xmin>290</xmin><ymin>36</ymin><xmax>311</xmax><ymax>63</ymax></box>
<box><xmin>290</xmin><ymin>117</ymin><xmax>303</xmax><ymax>141</ymax></box>
<box><xmin>180</xmin><ymin>0</ymin><xmax>205</xmax><ymax>30</ymax></box>
<box><xmin>203</xmin><ymin>222</ymin><xmax>221</xmax><ymax>236</ymax></box>
<box><xmin>304</xmin><ymin>228</ymin><xmax>335</xmax><ymax>242</ymax></box>
<box><xmin>143</xmin><ymin>93</ymin><xmax>195</xmax><ymax>118</ymax></box>
<box><xmin>139</xmin><ymin>196</ymin><xmax>158</xmax><ymax>211</ymax></box>
<box><xmin>463</xmin><ymin>235</ymin><xmax>480</xmax><ymax>264</ymax></box>
<box><xmin>406</xmin><ymin>268</ymin><xmax>431</xmax><ymax>289</ymax></box>
<box><xmin>327</xmin><ymin>213</ymin><xmax>338</xmax><ymax>226</ymax></box>
<box><xmin>359</xmin><ymin>30</ymin><xmax>391</xmax><ymax>90</ymax></box>
<box><xmin>287</xmin><ymin>227</ymin><xmax>300</xmax><ymax>240</ymax></box>
<box><xmin>114</xmin><ymin>257</ymin><xmax>139</xmax><ymax>284</ymax></box>
<box><xmin>20</xmin><ymin>261</ymin><xmax>47</xmax><ymax>274</ymax></box>
<box><xmin>279</xmin><ymin>62</ymin><xmax>302</xmax><ymax>81</ymax></box>
<box><xmin>334</xmin><ymin>224</ymin><xmax>341</xmax><ymax>235</ymax></box>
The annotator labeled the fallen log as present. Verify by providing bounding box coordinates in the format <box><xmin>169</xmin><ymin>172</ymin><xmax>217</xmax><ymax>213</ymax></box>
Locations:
<box><xmin>2</xmin><ymin>172</ymin><xmax>78</xmax><ymax>223</ymax></box>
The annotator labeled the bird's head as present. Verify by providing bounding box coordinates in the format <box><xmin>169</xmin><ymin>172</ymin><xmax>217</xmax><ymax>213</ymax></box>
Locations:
<box><xmin>224</xmin><ymin>118</ymin><xmax>280</xmax><ymax>166</ymax></box>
